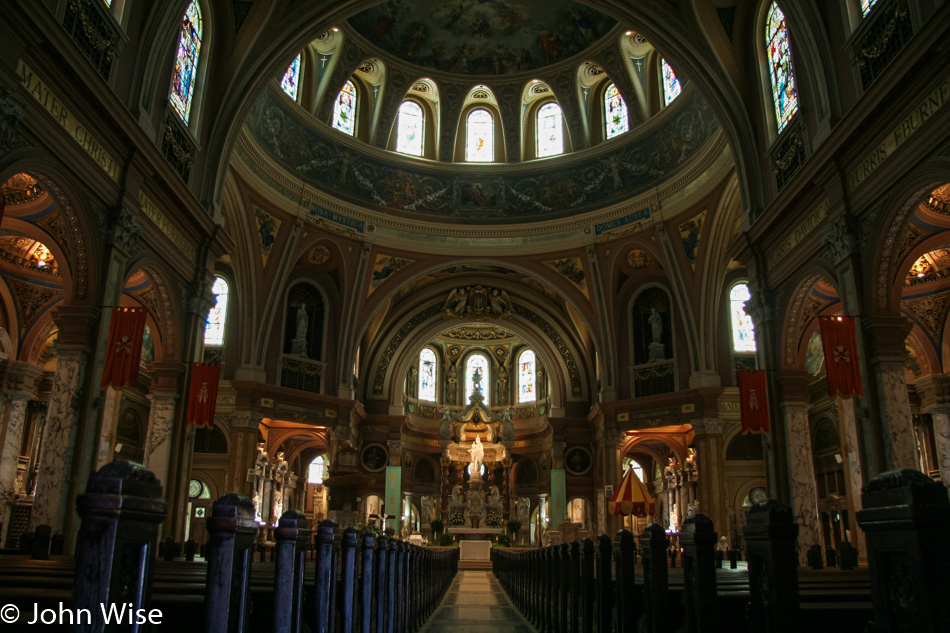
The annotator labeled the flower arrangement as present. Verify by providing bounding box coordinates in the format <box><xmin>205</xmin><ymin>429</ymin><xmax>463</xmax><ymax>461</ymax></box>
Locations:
<box><xmin>486</xmin><ymin>511</ymin><xmax>501</xmax><ymax>526</ymax></box>
<box><xmin>449</xmin><ymin>510</ymin><xmax>464</xmax><ymax>526</ymax></box>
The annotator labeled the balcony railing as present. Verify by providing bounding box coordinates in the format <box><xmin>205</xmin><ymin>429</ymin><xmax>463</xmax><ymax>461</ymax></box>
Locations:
<box><xmin>279</xmin><ymin>355</ymin><xmax>325</xmax><ymax>394</ymax></box>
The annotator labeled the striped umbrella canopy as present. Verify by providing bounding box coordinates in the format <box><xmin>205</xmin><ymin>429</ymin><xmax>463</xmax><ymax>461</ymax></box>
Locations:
<box><xmin>608</xmin><ymin>467</ymin><xmax>656</xmax><ymax>516</ymax></box>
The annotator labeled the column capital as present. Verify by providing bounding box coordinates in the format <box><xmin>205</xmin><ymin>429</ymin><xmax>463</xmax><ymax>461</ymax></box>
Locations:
<box><xmin>915</xmin><ymin>374</ymin><xmax>950</xmax><ymax>413</ymax></box>
<box><xmin>691</xmin><ymin>418</ymin><xmax>724</xmax><ymax>437</ymax></box>
<box><xmin>0</xmin><ymin>359</ymin><xmax>44</xmax><ymax>395</ymax></box>
<box><xmin>773</xmin><ymin>369</ymin><xmax>811</xmax><ymax>404</ymax></box>
<box><xmin>860</xmin><ymin>315</ymin><xmax>912</xmax><ymax>361</ymax></box>
<box><xmin>822</xmin><ymin>214</ymin><xmax>860</xmax><ymax>265</ymax></box>
<box><xmin>228</xmin><ymin>410</ymin><xmax>263</xmax><ymax>430</ymax></box>
<box><xmin>147</xmin><ymin>360</ymin><xmax>185</xmax><ymax>392</ymax></box>
<box><xmin>51</xmin><ymin>305</ymin><xmax>103</xmax><ymax>350</ymax></box>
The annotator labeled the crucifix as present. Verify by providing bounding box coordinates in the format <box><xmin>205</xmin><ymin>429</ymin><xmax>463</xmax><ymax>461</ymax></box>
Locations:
<box><xmin>319</xmin><ymin>55</ymin><xmax>329</xmax><ymax>68</ymax></box>
<box><xmin>634</xmin><ymin>58</ymin><xmax>643</xmax><ymax>72</ymax></box>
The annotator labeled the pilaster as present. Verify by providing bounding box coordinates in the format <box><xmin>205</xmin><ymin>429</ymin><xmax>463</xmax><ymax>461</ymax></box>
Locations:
<box><xmin>691</xmin><ymin>419</ymin><xmax>727</xmax><ymax>538</ymax></box>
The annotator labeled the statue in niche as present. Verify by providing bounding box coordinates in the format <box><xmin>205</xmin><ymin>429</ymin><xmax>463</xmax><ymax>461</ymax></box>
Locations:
<box><xmin>446</xmin><ymin>363</ymin><xmax>458</xmax><ymax>403</ymax></box>
<box><xmin>469</xmin><ymin>436</ymin><xmax>484</xmax><ymax>478</ymax></box>
<box><xmin>501</xmin><ymin>407</ymin><xmax>514</xmax><ymax>441</ymax></box>
<box><xmin>438</xmin><ymin>407</ymin><xmax>452</xmax><ymax>440</ymax></box>
<box><xmin>421</xmin><ymin>496</ymin><xmax>434</xmax><ymax>523</ymax></box>
<box><xmin>292</xmin><ymin>303</ymin><xmax>309</xmax><ymax>356</ymax></box>
<box><xmin>649</xmin><ymin>307</ymin><xmax>663</xmax><ymax>343</ymax></box>
<box><xmin>517</xmin><ymin>496</ymin><xmax>531</xmax><ymax>525</ymax></box>
<box><xmin>497</xmin><ymin>363</ymin><xmax>509</xmax><ymax>403</ymax></box>
<box><xmin>647</xmin><ymin>307</ymin><xmax>666</xmax><ymax>362</ymax></box>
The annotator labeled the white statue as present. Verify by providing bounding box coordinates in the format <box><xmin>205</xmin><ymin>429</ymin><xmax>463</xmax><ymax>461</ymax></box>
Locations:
<box><xmin>450</xmin><ymin>484</ymin><xmax>463</xmax><ymax>508</ymax></box>
<box><xmin>421</xmin><ymin>496</ymin><xmax>434</xmax><ymax>523</ymax></box>
<box><xmin>296</xmin><ymin>304</ymin><xmax>308</xmax><ymax>340</ymax></box>
<box><xmin>469</xmin><ymin>436</ymin><xmax>484</xmax><ymax>477</ymax></box>
<box><xmin>487</xmin><ymin>485</ymin><xmax>502</xmax><ymax>511</ymax></box>
<box><xmin>649</xmin><ymin>307</ymin><xmax>662</xmax><ymax>343</ymax></box>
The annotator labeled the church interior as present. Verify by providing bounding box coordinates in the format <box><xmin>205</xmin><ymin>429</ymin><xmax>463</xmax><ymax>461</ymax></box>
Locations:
<box><xmin>1</xmin><ymin>0</ymin><xmax>949</xmax><ymax>617</ymax></box>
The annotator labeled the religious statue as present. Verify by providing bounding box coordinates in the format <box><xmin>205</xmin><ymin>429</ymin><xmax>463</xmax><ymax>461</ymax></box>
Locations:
<box><xmin>649</xmin><ymin>307</ymin><xmax>662</xmax><ymax>343</ymax></box>
<box><xmin>487</xmin><ymin>485</ymin><xmax>502</xmax><ymax>511</ymax></box>
<box><xmin>446</xmin><ymin>363</ymin><xmax>458</xmax><ymax>404</ymax></box>
<box><xmin>469</xmin><ymin>436</ymin><xmax>484</xmax><ymax>477</ymax></box>
<box><xmin>296</xmin><ymin>304</ymin><xmax>308</xmax><ymax>340</ymax></box>
<box><xmin>472</xmin><ymin>367</ymin><xmax>483</xmax><ymax>393</ymax></box>
<box><xmin>501</xmin><ymin>407</ymin><xmax>514</xmax><ymax>441</ymax></box>
<box><xmin>497</xmin><ymin>363</ymin><xmax>509</xmax><ymax>403</ymax></box>
<box><xmin>421</xmin><ymin>496</ymin><xmax>434</xmax><ymax>523</ymax></box>
<box><xmin>450</xmin><ymin>484</ymin><xmax>463</xmax><ymax>508</ymax></box>
<box><xmin>685</xmin><ymin>447</ymin><xmax>698</xmax><ymax>472</ymax></box>
<box><xmin>438</xmin><ymin>406</ymin><xmax>452</xmax><ymax>440</ymax></box>
<box><xmin>517</xmin><ymin>496</ymin><xmax>531</xmax><ymax>525</ymax></box>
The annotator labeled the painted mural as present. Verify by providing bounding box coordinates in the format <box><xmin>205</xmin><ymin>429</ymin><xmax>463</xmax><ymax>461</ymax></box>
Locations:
<box><xmin>369</xmin><ymin>254</ymin><xmax>415</xmax><ymax>296</ymax></box>
<box><xmin>678</xmin><ymin>210</ymin><xmax>705</xmax><ymax>270</ymax></box>
<box><xmin>247</xmin><ymin>85</ymin><xmax>721</xmax><ymax>223</ymax></box>
<box><xmin>254</xmin><ymin>206</ymin><xmax>281</xmax><ymax>266</ymax></box>
<box><xmin>346</xmin><ymin>0</ymin><xmax>616</xmax><ymax>75</ymax></box>
<box><xmin>543</xmin><ymin>256</ymin><xmax>589</xmax><ymax>299</ymax></box>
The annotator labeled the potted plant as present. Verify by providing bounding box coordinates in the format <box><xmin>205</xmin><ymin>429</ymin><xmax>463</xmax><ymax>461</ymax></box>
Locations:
<box><xmin>506</xmin><ymin>519</ymin><xmax>522</xmax><ymax>546</ymax></box>
<box><xmin>430</xmin><ymin>518</ymin><xmax>444</xmax><ymax>539</ymax></box>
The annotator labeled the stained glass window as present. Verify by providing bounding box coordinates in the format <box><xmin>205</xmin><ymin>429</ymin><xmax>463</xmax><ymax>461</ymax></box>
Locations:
<box><xmin>466</xmin><ymin>109</ymin><xmax>494</xmax><ymax>162</ymax></box>
<box><xmin>464</xmin><ymin>353</ymin><xmax>490</xmax><ymax>403</ymax></box>
<box><xmin>204</xmin><ymin>276</ymin><xmax>229</xmax><ymax>346</ymax></box>
<box><xmin>604</xmin><ymin>83</ymin><xmax>629</xmax><ymax>139</ymax></box>
<box><xmin>418</xmin><ymin>348</ymin><xmax>437</xmax><ymax>402</ymax></box>
<box><xmin>518</xmin><ymin>349</ymin><xmax>536</xmax><ymax>403</ymax></box>
<box><xmin>766</xmin><ymin>3</ymin><xmax>799</xmax><ymax>133</ymax></box>
<box><xmin>333</xmin><ymin>80</ymin><xmax>357</xmax><ymax>136</ymax></box>
<box><xmin>861</xmin><ymin>0</ymin><xmax>879</xmax><ymax>17</ymax></box>
<box><xmin>661</xmin><ymin>60</ymin><xmax>682</xmax><ymax>105</ymax></box>
<box><xmin>536</xmin><ymin>102</ymin><xmax>563</xmax><ymax>158</ymax></box>
<box><xmin>396</xmin><ymin>100</ymin><xmax>424</xmax><ymax>156</ymax></box>
<box><xmin>169</xmin><ymin>2</ymin><xmax>202</xmax><ymax>125</ymax></box>
<box><xmin>281</xmin><ymin>54</ymin><xmax>301</xmax><ymax>100</ymax></box>
<box><xmin>308</xmin><ymin>455</ymin><xmax>326</xmax><ymax>485</ymax></box>
<box><xmin>730</xmin><ymin>283</ymin><xmax>756</xmax><ymax>352</ymax></box>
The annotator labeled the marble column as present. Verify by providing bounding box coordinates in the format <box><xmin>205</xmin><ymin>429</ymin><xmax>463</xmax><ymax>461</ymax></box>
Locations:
<box><xmin>782</xmin><ymin>402</ymin><xmax>822</xmax><ymax>564</ymax></box>
<box><xmin>932</xmin><ymin>413</ymin><xmax>950</xmax><ymax>488</ymax></box>
<box><xmin>873</xmin><ymin>361</ymin><xmax>919</xmax><ymax>469</ymax></box>
<box><xmin>836</xmin><ymin>397</ymin><xmax>866</xmax><ymax>556</ymax></box>
<box><xmin>0</xmin><ymin>394</ymin><xmax>30</xmax><ymax>546</ymax></box>
<box><xmin>864</xmin><ymin>316</ymin><xmax>918</xmax><ymax>471</ymax></box>
<box><xmin>142</xmin><ymin>391</ymin><xmax>179</xmax><ymax>488</ymax></box>
<box><xmin>31</xmin><ymin>347</ymin><xmax>88</xmax><ymax>531</ymax></box>
<box><xmin>692</xmin><ymin>419</ymin><xmax>727</xmax><ymax>537</ymax></box>
<box><xmin>95</xmin><ymin>387</ymin><xmax>121</xmax><ymax>470</ymax></box>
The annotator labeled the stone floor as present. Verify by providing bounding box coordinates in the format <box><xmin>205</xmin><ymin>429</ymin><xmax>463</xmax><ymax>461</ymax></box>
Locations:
<box><xmin>418</xmin><ymin>570</ymin><xmax>538</xmax><ymax>633</ymax></box>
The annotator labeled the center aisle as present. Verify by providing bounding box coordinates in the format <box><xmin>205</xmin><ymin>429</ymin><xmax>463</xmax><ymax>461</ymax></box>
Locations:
<box><xmin>418</xmin><ymin>570</ymin><xmax>538</xmax><ymax>633</ymax></box>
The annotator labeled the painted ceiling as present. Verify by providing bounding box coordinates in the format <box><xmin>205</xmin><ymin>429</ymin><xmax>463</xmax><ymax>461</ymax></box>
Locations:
<box><xmin>346</xmin><ymin>0</ymin><xmax>617</xmax><ymax>75</ymax></box>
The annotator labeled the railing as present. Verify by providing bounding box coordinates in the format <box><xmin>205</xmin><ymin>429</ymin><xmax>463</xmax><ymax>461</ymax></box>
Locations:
<box><xmin>631</xmin><ymin>360</ymin><xmax>675</xmax><ymax>397</ymax></box>
<box><xmin>280</xmin><ymin>355</ymin><xmax>325</xmax><ymax>394</ymax></box>
<box><xmin>69</xmin><ymin>460</ymin><xmax>458</xmax><ymax>633</ymax></box>
<box><xmin>495</xmin><ymin>469</ymin><xmax>950</xmax><ymax>633</ymax></box>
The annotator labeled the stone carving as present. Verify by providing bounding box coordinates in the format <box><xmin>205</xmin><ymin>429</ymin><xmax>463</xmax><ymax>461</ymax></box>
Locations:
<box><xmin>443</xmin><ymin>285</ymin><xmax>511</xmax><ymax>320</ymax></box>
<box><xmin>822</xmin><ymin>215</ymin><xmax>860</xmax><ymax>265</ymax></box>
<box><xmin>500</xmin><ymin>407</ymin><xmax>514</xmax><ymax>441</ymax></box>
<box><xmin>0</xmin><ymin>87</ymin><xmax>25</xmax><ymax>153</ymax></box>
<box><xmin>438</xmin><ymin>406</ymin><xmax>452</xmax><ymax>439</ymax></box>
<box><xmin>108</xmin><ymin>207</ymin><xmax>143</xmax><ymax>257</ymax></box>
<box><xmin>469</xmin><ymin>436</ymin><xmax>484</xmax><ymax>479</ymax></box>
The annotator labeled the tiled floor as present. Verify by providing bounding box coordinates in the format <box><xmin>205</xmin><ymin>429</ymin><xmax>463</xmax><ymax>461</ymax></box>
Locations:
<box><xmin>419</xmin><ymin>571</ymin><xmax>538</xmax><ymax>633</ymax></box>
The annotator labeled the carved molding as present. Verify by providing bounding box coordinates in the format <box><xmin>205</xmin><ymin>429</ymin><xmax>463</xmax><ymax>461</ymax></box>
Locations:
<box><xmin>822</xmin><ymin>215</ymin><xmax>859</xmax><ymax>265</ymax></box>
<box><xmin>442</xmin><ymin>285</ymin><xmax>512</xmax><ymax>321</ymax></box>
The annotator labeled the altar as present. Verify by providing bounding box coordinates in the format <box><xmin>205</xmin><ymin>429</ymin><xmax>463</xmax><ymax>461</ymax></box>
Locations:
<box><xmin>458</xmin><ymin>539</ymin><xmax>492</xmax><ymax>561</ymax></box>
<box><xmin>448</xmin><ymin>526</ymin><xmax>504</xmax><ymax>541</ymax></box>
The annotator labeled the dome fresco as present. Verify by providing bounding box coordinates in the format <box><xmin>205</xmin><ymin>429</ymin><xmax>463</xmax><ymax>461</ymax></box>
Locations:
<box><xmin>346</xmin><ymin>0</ymin><xmax>617</xmax><ymax>75</ymax></box>
<box><xmin>247</xmin><ymin>85</ymin><xmax>720</xmax><ymax>222</ymax></box>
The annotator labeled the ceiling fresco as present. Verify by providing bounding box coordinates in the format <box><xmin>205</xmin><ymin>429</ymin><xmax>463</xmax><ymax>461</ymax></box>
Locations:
<box><xmin>346</xmin><ymin>0</ymin><xmax>617</xmax><ymax>75</ymax></box>
<box><xmin>247</xmin><ymin>85</ymin><xmax>720</xmax><ymax>223</ymax></box>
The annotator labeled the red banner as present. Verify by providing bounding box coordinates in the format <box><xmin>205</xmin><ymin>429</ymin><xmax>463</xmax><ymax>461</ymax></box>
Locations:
<box><xmin>738</xmin><ymin>370</ymin><xmax>770</xmax><ymax>434</ymax></box>
<box><xmin>100</xmin><ymin>307</ymin><xmax>148</xmax><ymax>389</ymax></box>
<box><xmin>819</xmin><ymin>316</ymin><xmax>863</xmax><ymax>398</ymax></box>
<box><xmin>186</xmin><ymin>362</ymin><xmax>221</xmax><ymax>428</ymax></box>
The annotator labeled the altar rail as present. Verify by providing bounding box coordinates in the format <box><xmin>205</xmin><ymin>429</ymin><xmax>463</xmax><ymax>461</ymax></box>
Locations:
<box><xmin>67</xmin><ymin>460</ymin><xmax>458</xmax><ymax>633</ymax></box>
<box><xmin>493</xmin><ymin>469</ymin><xmax>949</xmax><ymax>633</ymax></box>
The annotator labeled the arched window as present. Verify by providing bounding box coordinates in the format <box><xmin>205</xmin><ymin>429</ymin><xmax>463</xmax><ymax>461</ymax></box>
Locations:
<box><xmin>308</xmin><ymin>455</ymin><xmax>327</xmax><ymax>484</ymax></box>
<box><xmin>536</xmin><ymin>102</ymin><xmax>563</xmax><ymax>157</ymax></box>
<box><xmin>604</xmin><ymin>83</ymin><xmax>629</xmax><ymax>139</ymax></box>
<box><xmin>281</xmin><ymin>54</ymin><xmax>301</xmax><ymax>100</ymax></box>
<box><xmin>766</xmin><ymin>2</ymin><xmax>799</xmax><ymax>133</ymax></box>
<box><xmin>661</xmin><ymin>60</ymin><xmax>682</xmax><ymax>105</ymax></box>
<box><xmin>396</xmin><ymin>100</ymin><xmax>424</xmax><ymax>156</ymax></box>
<box><xmin>860</xmin><ymin>0</ymin><xmax>879</xmax><ymax>17</ymax></box>
<box><xmin>518</xmin><ymin>349</ymin><xmax>536</xmax><ymax>403</ymax></box>
<box><xmin>333</xmin><ymin>80</ymin><xmax>357</xmax><ymax>136</ymax></box>
<box><xmin>466</xmin><ymin>109</ymin><xmax>494</xmax><ymax>162</ymax></box>
<box><xmin>204</xmin><ymin>276</ymin><xmax>229</xmax><ymax>346</ymax></box>
<box><xmin>730</xmin><ymin>283</ymin><xmax>756</xmax><ymax>352</ymax></box>
<box><xmin>169</xmin><ymin>2</ymin><xmax>203</xmax><ymax>125</ymax></box>
<box><xmin>464</xmin><ymin>353</ymin><xmax>490</xmax><ymax>403</ymax></box>
<box><xmin>418</xmin><ymin>347</ymin><xmax>437</xmax><ymax>402</ymax></box>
